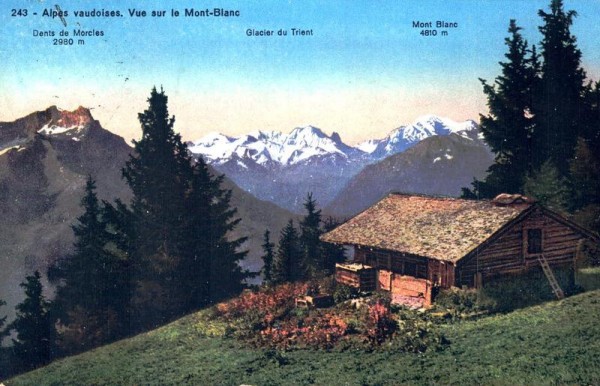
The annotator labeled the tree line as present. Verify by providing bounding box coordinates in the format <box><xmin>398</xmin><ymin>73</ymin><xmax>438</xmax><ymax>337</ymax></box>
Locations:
<box><xmin>260</xmin><ymin>193</ymin><xmax>346</xmax><ymax>286</ymax></box>
<box><xmin>463</xmin><ymin>0</ymin><xmax>600</xmax><ymax>236</ymax></box>
<box><xmin>0</xmin><ymin>88</ymin><xmax>253</xmax><ymax>375</ymax></box>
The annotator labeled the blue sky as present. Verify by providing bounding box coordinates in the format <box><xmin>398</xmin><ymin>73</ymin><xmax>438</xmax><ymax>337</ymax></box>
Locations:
<box><xmin>2</xmin><ymin>0</ymin><xmax>599</xmax><ymax>143</ymax></box>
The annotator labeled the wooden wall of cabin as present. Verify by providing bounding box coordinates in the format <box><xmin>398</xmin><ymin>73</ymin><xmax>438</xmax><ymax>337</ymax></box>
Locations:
<box><xmin>457</xmin><ymin>208</ymin><xmax>585</xmax><ymax>288</ymax></box>
<box><xmin>427</xmin><ymin>260</ymin><xmax>456</xmax><ymax>288</ymax></box>
<box><xmin>352</xmin><ymin>246</ymin><xmax>428</xmax><ymax>279</ymax></box>
<box><xmin>354</xmin><ymin>246</ymin><xmax>367</xmax><ymax>263</ymax></box>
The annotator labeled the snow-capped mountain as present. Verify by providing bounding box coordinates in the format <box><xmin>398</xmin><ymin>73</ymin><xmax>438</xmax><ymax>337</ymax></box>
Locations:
<box><xmin>358</xmin><ymin>115</ymin><xmax>480</xmax><ymax>160</ymax></box>
<box><xmin>188</xmin><ymin>115</ymin><xmax>482</xmax><ymax>213</ymax></box>
<box><xmin>188</xmin><ymin>125</ymin><xmax>363</xmax><ymax>167</ymax></box>
<box><xmin>190</xmin><ymin>115</ymin><xmax>479</xmax><ymax>168</ymax></box>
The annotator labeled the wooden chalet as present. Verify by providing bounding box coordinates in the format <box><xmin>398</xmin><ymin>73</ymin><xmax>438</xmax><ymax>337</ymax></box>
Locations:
<box><xmin>321</xmin><ymin>193</ymin><xmax>599</xmax><ymax>307</ymax></box>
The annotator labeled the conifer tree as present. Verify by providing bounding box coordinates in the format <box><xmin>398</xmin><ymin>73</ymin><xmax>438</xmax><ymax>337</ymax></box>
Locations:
<box><xmin>535</xmin><ymin>0</ymin><xmax>587</xmax><ymax>174</ymax></box>
<box><xmin>180</xmin><ymin>157</ymin><xmax>248</xmax><ymax>308</ymax></box>
<box><xmin>122</xmin><ymin>87</ymin><xmax>247</xmax><ymax>322</ymax></box>
<box><xmin>50</xmin><ymin>176</ymin><xmax>131</xmax><ymax>347</ymax></box>
<box><xmin>272</xmin><ymin>220</ymin><xmax>301</xmax><ymax>284</ymax></box>
<box><xmin>53</xmin><ymin>177</ymin><xmax>126</xmax><ymax>311</ymax></box>
<box><xmin>523</xmin><ymin>160</ymin><xmax>570</xmax><ymax>213</ymax></box>
<box><xmin>299</xmin><ymin>193</ymin><xmax>323</xmax><ymax>278</ymax></box>
<box><xmin>8</xmin><ymin>271</ymin><xmax>55</xmax><ymax>370</ymax></box>
<box><xmin>261</xmin><ymin>229</ymin><xmax>275</xmax><ymax>285</ymax></box>
<box><xmin>122</xmin><ymin>87</ymin><xmax>196</xmax><ymax>324</ymax></box>
<box><xmin>464</xmin><ymin>19</ymin><xmax>539</xmax><ymax>198</ymax></box>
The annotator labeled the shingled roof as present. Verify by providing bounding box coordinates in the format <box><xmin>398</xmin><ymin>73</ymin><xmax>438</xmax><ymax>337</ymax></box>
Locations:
<box><xmin>321</xmin><ymin>193</ymin><xmax>535</xmax><ymax>263</ymax></box>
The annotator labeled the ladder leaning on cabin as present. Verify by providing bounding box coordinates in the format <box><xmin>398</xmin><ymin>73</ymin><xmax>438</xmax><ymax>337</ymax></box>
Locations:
<box><xmin>536</xmin><ymin>254</ymin><xmax>565</xmax><ymax>299</ymax></box>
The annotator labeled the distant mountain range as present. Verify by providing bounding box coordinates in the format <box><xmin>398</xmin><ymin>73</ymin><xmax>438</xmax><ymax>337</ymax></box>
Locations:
<box><xmin>188</xmin><ymin>115</ymin><xmax>486</xmax><ymax>213</ymax></box>
<box><xmin>0</xmin><ymin>106</ymin><xmax>293</xmax><ymax>322</ymax></box>
<box><xmin>325</xmin><ymin>133</ymin><xmax>494</xmax><ymax>217</ymax></box>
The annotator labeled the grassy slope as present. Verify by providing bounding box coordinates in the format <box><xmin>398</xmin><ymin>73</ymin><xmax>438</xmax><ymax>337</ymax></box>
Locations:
<box><xmin>6</xmin><ymin>290</ymin><xmax>600</xmax><ymax>386</ymax></box>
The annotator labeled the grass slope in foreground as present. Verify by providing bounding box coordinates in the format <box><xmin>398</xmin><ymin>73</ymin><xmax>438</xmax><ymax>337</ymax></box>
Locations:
<box><xmin>6</xmin><ymin>289</ymin><xmax>600</xmax><ymax>385</ymax></box>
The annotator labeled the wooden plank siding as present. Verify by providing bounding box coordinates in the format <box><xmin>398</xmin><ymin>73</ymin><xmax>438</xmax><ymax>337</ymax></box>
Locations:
<box><xmin>456</xmin><ymin>207</ymin><xmax>586</xmax><ymax>287</ymax></box>
<box><xmin>354</xmin><ymin>246</ymin><xmax>428</xmax><ymax>279</ymax></box>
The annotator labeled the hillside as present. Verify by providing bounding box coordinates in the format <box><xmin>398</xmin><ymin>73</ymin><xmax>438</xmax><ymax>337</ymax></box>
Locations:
<box><xmin>326</xmin><ymin>133</ymin><xmax>493</xmax><ymax>217</ymax></box>
<box><xmin>7</xmin><ymin>290</ymin><xmax>600</xmax><ymax>385</ymax></box>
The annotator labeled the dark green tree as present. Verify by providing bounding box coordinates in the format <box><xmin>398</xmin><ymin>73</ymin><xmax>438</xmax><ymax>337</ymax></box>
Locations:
<box><xmin>8</xmin><ymin>271</ymin><xmax>55</xmax><ymax>371</ymax></box>
<box><xmin>463</xmin><ymin>19</ymin><xmax>539</xmax><ymax>198</ymax></box>
<box><xmin>299</xmin><ymin>193</ymin><xmax>323</xmax><ymax>278</ymax></box>
<box><xmin>122</xmin><ymin>88</ymin><xmax>247</xmax><ymax>324</ymax></box>
<box><xmin>50</xmin><ymin>176</ymin><xmax>131</xmax><ymax>349</ymax></box>
<box><xmin>523</xmin><ymin>160</ymin><xmax>570</xmax><ymax>213</ymax></box>
<box><xmin>180</xmin><ymin>157</ymin><xmax>248</xmax><ymax>308</ymax></box>
<box><xmin>261</xmin><ymin>229</ymin><xmax>275</xmax><ymax>285</ymax></box>
<box><xmin>122</xmin><ymin>87</ymin><xmax>190</xmax><ymax>324</ymax></box>
<box><xmin>53</xmin><ymin>177</ymin><xmax>128</xmax><ymax>312</ymax></box>
<box><xmin>535</xmin><ymin>0</ymin><xmax>587</xmax><ymax>174</ymax></box>
<box><xmin>272</xmin><ymin>220</ymin><xmax>302</xmax><ymax>284</ymax></box>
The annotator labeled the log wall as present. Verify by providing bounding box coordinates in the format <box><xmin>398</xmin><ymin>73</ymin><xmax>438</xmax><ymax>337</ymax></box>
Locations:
<box><xmin>335</xmin><ymin>264</ymin><xmax>376</xmax><ymax>291</ymax></box>
<box><xmin>457</xmin><ymin>208</ymin><xmax>586</xmax><ymax>287</ymax></box>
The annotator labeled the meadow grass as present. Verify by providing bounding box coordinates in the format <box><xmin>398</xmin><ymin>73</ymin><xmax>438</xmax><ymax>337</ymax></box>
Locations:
<box><xmin>5</xmin><ymin>288</ymin><xmax>600</xmax><ymax>385</ymax></box>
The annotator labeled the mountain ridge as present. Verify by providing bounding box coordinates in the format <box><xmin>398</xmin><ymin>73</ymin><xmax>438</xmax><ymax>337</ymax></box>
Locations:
<box><xmin>187</xmin><ymin>115</ymin><xmax>482</xmax><ymax>213</ymax></box>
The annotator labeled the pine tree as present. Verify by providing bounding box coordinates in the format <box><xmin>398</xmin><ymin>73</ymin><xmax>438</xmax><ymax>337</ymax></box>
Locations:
<box><xmin>464</xmin><ymin>19</ymin><xmax>539</xmax><ymax>198</ymax></box>
<box><xmin>50</xmin><ymin>176</ymin><xmax>131</xmax><ymax>349</ymax></box>
<box><xmin>181</xmin><ymin>157</ymin><xmax>248</xmax><ymax>308</ymax></box>
<box><xmin>122</xmin><ymin>87</ymin><xmax>195</xmax><ymax>324</ymax></box>
<box><xmin>272</xmin><ymin>220</ymin><xmax>301</xmax><ymax>284</ymax></box>
<box><xmin>570</xmin><ymin>138</ymin><xmax>600</xmax><ymax>209</ymax></box>
<box><xmin>53</xmin><ymin>177</ymin><xmax>125</xmax><ymax>311</ymax></box>
<box><xmin>523</xmin><ymin>160</ymin><xmax>570</xmax><ymax>213</ymax></box>
<box><xmin>121</xmin><ymin>88</ymin><xmax>248</xmax><ymax>322</ymax></box>
<box><xmin>8</xmin><ymin>271</ymin><xmax>55</xmax><ymax>370</ymax></box>
<box><xmin>536</xmin><ymin>0</ymin><xmax>587</xmax><ymax>174</ymax></box>
<box><xmin>261</xmin><ymin>229</ymin><xmax>275</xmax><ymax>285</ymax></box>
<box><xmin>299</xmin><ymin>193</ymin><xmax>323</xmax><ymax>278</ymax></box>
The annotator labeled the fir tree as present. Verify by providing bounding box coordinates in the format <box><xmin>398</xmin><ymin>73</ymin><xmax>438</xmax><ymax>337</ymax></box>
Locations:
<box><xmin>570</xmin><ymin>138</ymin><xmax>600</xmax><ymax>209</ymax></box>
<box><xmin>181</xmin><ymin>157</ymin><xmax>248</xmax><ymax>308</ymax></box>
<box><xmin>536</xmin><ymin>0</ymin><xmax>587</xmax><ymax>174</ymax></box>
<box><xmin>261</xmin><ymin>229</ymin><xmax>275</xmax><ymax>285</ymax></box>
<box><xmin>122</xmin><ymin>87</ymin><xmax>196</xmax><ymax>324</ymax></box>
<box><xmin>523</xmin><ymin>160</ymin><xmax>570</xmax><ymax>213</ymax></box>
<box><xmin>8</xmin><ymin>271</ymin><xmax>55</xmax><ymax>370</ymax></box>
<box><xmin>53</xmin><ymin>177</ymin><xmax>127</xmax><ymax>312</ymax></box>
<box><xmin>50</xmin><ymin>176</ymin><xmax>131</xmax><ymax>348</ymax></box>
<box><xmin>272</xmin><ymin>220</ymin><xmax>302</xmax><ymax>284</ymax></box>
<box><xmin>121</xmin><ymin>87</ymin><xmax>247</xmax><ymax>322</ymax></box>
<box><xmin>299</xmin><ymin>193</ymin><xmax>323</xmax><ymax>278</ymax></box>
<box><xmin>464</xmin><ymin>19</ymin><xmax>539</xmax><ymax>198</ymax></box>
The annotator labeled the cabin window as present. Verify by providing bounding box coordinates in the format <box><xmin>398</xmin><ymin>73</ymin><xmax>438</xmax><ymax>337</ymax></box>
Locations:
<box><xmin>527</xmin><ymin>229</ymin><xmax>543</xmax><ymax>254</ymax></box>
<box><xmin>404</xmin><ymin>262</ymin><xmax>417</xmax><ymax>277</ymax></box>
